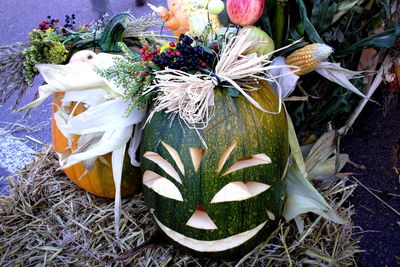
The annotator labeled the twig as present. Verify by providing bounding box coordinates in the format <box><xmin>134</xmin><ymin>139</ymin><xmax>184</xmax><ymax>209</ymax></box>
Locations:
<box><xmin>339</xmin><ymin>55</ymin><xmax>389</xmax><ymax>135</ymax></box>
<box><xmin>366</xmin><ymin>188</ymin><xmax>400</xmax><ymax>198</ymax></box>
<box><xmin>352</xmin><ymin>176</ymin><xmax>400</xmax><ymax>217</ymax></box>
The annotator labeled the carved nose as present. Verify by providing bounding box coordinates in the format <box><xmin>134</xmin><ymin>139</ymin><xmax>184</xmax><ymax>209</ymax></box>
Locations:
<box><xmin>186</xmin><ymin>205</ymin><xmax>218</xmax><ymax>230</ymax></box>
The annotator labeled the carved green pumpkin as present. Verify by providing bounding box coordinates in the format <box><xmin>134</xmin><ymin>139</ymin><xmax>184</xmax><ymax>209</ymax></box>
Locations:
<box><xmin>140</xmin><ymin>82</ymin><xmax>289</xmax><ymax>258</ymax></box>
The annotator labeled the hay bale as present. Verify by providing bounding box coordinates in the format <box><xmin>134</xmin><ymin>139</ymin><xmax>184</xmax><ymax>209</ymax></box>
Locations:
<box><xmin>0</xmin><ymin>146</ymin><xmax>361</xmax><ymax>266</ymax></box>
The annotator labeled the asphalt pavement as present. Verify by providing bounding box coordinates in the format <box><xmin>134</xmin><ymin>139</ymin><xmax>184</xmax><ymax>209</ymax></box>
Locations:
<box><xmin>0</xmin><ymin>0</ymin><xmax>163</xmax><ymax>192</ymax></box>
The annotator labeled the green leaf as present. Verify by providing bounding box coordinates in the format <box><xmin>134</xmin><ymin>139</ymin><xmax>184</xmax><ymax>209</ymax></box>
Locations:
<box><xmin>310</xmin><ymin>0</ymin><xmax>337</xmax><ymax>34</ymax></box>
<box><xmin>332</xmin><ymin>0</ymin><xmax>366</xmax><ymax>23</ymax></box>
<box><xmin>283</xmin><ymin>161</ymin><xmax>348</xmax><ymax>224</ymax></box>
<box><xmin>259</xmin><ymin>10</ymin><xmax>273</xmax><ymax>37</ymax></box>
<box><xmin>286</xmin><ymin>108</ymin><xmax>306</xmax><ymax>175</ymax></box>
<box><xmin>98</xmin><ymin>13</ymin><xmax>133</xmax><ymax>52</ymax></box>
<box><xmin>295</xmin><ymin>0</ymin><xmax>324</xmax><ymax>43</ymax></box>
<box><xmin>336</xmin><ymin>24</ymin><xmax>400</xmax><ymax>57</ymax></box>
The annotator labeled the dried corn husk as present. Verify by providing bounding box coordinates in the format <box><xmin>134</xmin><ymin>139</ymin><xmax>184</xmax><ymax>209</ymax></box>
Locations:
<box><xmin>20</xmin><ymin>53</ymin><xmax>147</xmax><ymax>238</ymax></box>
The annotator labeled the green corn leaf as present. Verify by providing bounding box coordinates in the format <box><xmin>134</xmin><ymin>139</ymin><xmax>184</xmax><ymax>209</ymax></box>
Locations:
<box><xmin>284</xmin><ymin>161</ymin><xmax>348</xmax><ymax>224</ymax></box>
<box><xmin>332</xmin><ymin>0</ymin><xmax>366</xmax><ymax>23</ymax></box>
<box><xmin>336</xmin><ymin>24</ymin><xmax>400</xmax><ymax>57</ymax></box>
<box><xmin>295</xmin><ymin>0</ymin><xmax>324</xmax><ymax>43</ymax></box>
<box><xmin>310</xmin><ymin>0</ymin><xmax>337</xmax><ymax>34</ymax></box>
<box><xmin>98</xmin><ymin>13</ymin><xmax>133</xmax><ymax>52</ymax></box>
<box><xmin>307</xmin><ymin>154</ymin><xmax>349</xmax><ymax>180</ymax></box>
<box><xmin>259</xmin><ymin>9</ymin><xmax>273</xmax><ymax>37</ymax></box>
<box><xmin>286</xmin><ymin>109</ymin><xmax>306</xmax><ymax>175</ymax></box>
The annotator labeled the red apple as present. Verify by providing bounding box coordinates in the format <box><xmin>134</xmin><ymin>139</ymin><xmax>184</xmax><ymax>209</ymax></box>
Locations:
<box><xmin>226</xmin><ymin>0</ymin><xmax>264</xmax><ymax>26</ymax></box>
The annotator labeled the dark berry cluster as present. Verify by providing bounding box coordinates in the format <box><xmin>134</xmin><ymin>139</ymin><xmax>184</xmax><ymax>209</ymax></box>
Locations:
<box><xmin>152</xmin><ymin>35</ymin><xmax>211</xmax><ymax>71</ymax></box>
<box><xmin>37</xmin><ymin>16</ymin><xmax>60</xmax><ymax>31</ymax></box>
<box><xmin>62</xmin><ymin>14</ymin><xmax>76</xmax><ymax>33</ymax></box>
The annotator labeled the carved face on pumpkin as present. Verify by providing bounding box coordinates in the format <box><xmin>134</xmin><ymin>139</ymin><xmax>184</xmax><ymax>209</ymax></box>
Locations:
<box><xmin>140</xmin><ymin>85</ymin><xmax>289</xmax><ymax>257</ymax></box>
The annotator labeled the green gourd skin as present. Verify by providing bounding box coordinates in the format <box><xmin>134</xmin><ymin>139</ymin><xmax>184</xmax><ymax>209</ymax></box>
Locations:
<box><xmin>140</xmin><ymin>82</ymin><xmax>289</xmax><ymax>258</ymax></box>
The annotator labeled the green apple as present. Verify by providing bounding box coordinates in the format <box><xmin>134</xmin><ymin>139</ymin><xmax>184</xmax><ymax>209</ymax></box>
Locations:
<box><xmin>243</xmin><ymin>26</ymin><xmax>275</xmax><ymax>58</ymax></box>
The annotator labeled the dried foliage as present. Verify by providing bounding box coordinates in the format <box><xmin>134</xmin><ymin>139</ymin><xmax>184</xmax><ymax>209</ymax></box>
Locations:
<box><xmin>0</xmin><ymin>147</ymin><xmax>360</xmax><ymax>266</ymax></box>
<box><xmin>0</xmin><ymin>43</ymin><xmax>31</xmax><ymax>110</ymax></box>
<box><xmin>123</xmin><ymin>14</ymin><xmax>163</xmax><ymax>38</ymax></box>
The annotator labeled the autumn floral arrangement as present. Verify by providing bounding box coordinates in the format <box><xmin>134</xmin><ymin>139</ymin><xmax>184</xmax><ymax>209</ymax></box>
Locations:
<box><xmin>0</xmin><ymin>0</ymin><xmax>399</xmax><ymax>265</ymax></box>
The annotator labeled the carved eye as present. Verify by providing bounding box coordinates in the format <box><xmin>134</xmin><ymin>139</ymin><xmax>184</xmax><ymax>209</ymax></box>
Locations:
<box><xmin>143</xmin><ymin>141</ymin><xmax>186</xmax><ymax>201</ymax></box>
<box><xmin>211</xmin><ymin>181</ymin><xmax>271</xmax><ymax>203</ymax></box>
<box><xmin>143</xmin><ymin>170</ymin><xmax>183</xmax><ymax>201</ymax></box>
<box><xmin>216</xmin><ymin>142</ymin><xmax>272</xmax><ymax>176</ymax></box>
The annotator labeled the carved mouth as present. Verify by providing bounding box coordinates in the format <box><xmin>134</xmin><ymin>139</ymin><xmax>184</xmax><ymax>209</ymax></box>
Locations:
<box><xmin>153</xmin><ymin>215</ymin><xmax>267</xmax><ymax>252</ymax></box>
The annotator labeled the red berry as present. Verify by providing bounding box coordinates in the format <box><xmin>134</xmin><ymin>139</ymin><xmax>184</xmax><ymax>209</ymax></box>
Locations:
<box><xmin>141</xmin><ymin>71</ymin><xmax>148</xmax><ymax>77</ymax></box>
<box><xmin>143</xmin><ymin>45</ymin><xmax>148</xmax><ymax>51</ymax></box>
<box><xmin>166</xmin><ymin>48</ymin><xmax>173</xmax><ymax>54</ymax></box>
<box><xmin>169</xmin><ymin>42</ymin><xmax>175</xmax><ymax>47</ymax></box>
<box><xmin>175</xmin><ymin>50</ymin><xmax>181</xmax><ymax>57</ymax></box>
<box><xmin>55</xmin><ymin>18</ymin><xmax>60</xmax><ymax>23</ymax></box>
<box><xmin>140</xmin><ymin>48</ymin><xmax>146</xmax><ymax>54</ymax></box>
<box><xmin>200</xmin><ymin>61</ymin><xmax>207</xmax><ymax>68</ymax></box>
<box><xmin>211</xmin><ymin>45</ymin><xmax>218</xmax><ymax>51</ymax></box>
<box><xmin>157</xmin><ymin>49</ymin><xmax>161</xmax><ymax>53</ymax></box>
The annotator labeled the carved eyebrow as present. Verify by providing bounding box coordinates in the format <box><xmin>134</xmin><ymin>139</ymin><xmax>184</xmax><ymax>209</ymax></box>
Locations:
<box><xmin>222</xmin><ymin>154</ymin><xmax>271</xmax><ymax>176</ymax></box>
<box><xmin>210</xmin><ymin>181</ymin><xmax>271</xmax><ymax>203</ymax></box>
<box><xmin>216</xmin><ymin>142</ymin><xmax>237</xmax><ymax>172</ymax></box>
<box><xmin>161</xmin><ymin>141</ymin><xmax>185</xmax><ymax>175</ymax></box>
<box><xmin>143</xmin><ymin>151</ymin><xmax>182</xmax><ymax>184</ymax></box>
<box><xmin>189</xmin><ymin>147</ymin><xmax>206</xmax><ymax>172</ymax></box>
<box><xmin>143</xmin><ymin>170</ymin><xmax>183</xmax><ymax>201</ymax></box>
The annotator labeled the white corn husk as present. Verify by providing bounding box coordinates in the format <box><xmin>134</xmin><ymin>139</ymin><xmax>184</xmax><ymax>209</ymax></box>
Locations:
<box><xmin>284</xmin><ymin>109</ymin><xmax>348</xmax><ymax>229</ymax></box>
<box><xmin>22</xmin><ymin>53</ymin><xmax>146</xmax><ymax>238</ymax></box>
<box><xmin>268</xmin><ymin>57</ymin><xmax>366</xmax><ymax>100</ymax></box>
<box><xmin>268</xmin><ymin>57</ymin><xmax>300</xmax><ymax>100</ymax></box>
<box><xmin>314</xmin><ymin>62</ymin><xmax>366</xmax><ymax>98</ymax></box>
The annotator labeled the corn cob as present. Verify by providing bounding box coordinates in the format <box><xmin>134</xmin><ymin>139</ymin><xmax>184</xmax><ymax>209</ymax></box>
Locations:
<box><xmin>285</xmin><ymin>43</ymin><xmax>333</xmax><ymax>75</ymax></box>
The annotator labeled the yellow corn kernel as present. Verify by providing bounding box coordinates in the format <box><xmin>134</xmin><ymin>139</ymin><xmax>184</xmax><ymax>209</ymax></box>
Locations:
<box><xmin>285</xmin><ymin>43</ymin><xmax>333</xmax><ymax>75</ymax></box>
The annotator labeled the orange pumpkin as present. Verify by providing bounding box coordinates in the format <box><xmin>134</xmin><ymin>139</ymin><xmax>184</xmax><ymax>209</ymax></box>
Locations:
<box><xmin>52</xmin><ymin>92</ymin><xmax>141</xmax><ymax>199</ymax></box>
